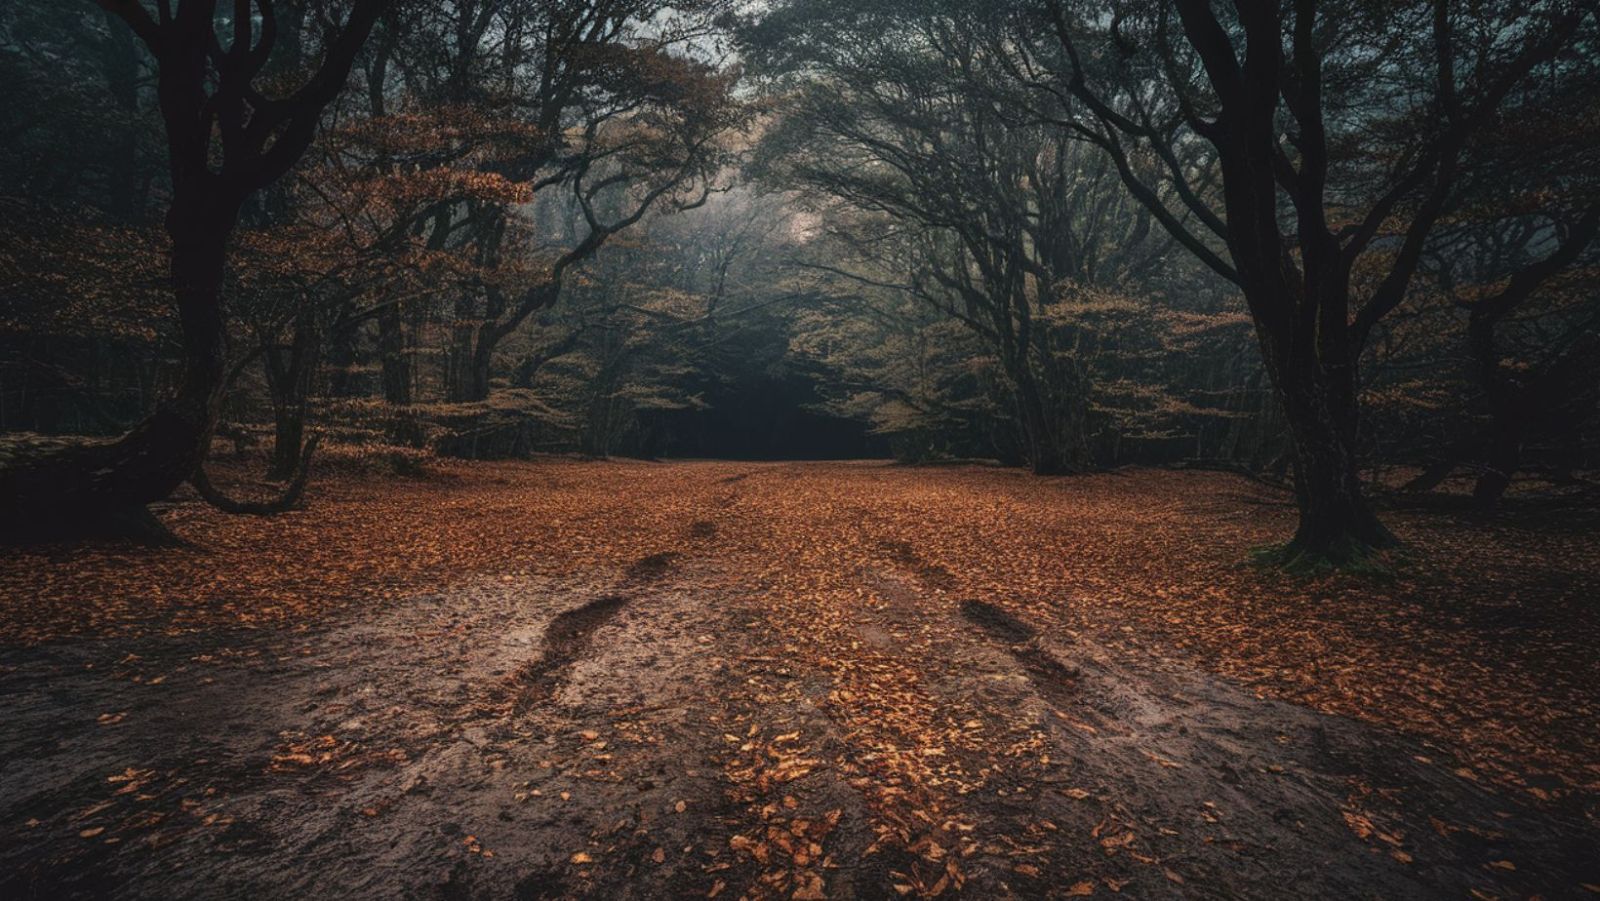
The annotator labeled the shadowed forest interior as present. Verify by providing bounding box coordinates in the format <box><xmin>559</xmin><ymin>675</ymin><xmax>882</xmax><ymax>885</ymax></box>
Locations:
<box><xmin>1</xmin><ymin>1</ymin><xmax>1598</xmax><ymax>899</ymax></box>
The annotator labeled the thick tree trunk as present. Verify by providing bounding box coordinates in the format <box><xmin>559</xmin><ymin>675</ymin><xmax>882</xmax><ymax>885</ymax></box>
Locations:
<box><xmin>1028</xmin><ymin>448</ymin><xmax>1070</xmax><ymax>476</ymax></box>
<box><xmin>1025</xmin><ymin>425</ymin><xmax>1074</xmax><ymax>476</ymax></box>
<box><xmin>270</xmin><ymin>407</ymin><xmax>305</xmax><ymax>480</ymax></box>
<box><xmin>3</xmin><ymin>0</ymin><xmax>388</xmax><ymax>543</ymax></box>
<box><xmin>1275</xmin><ymin>378</ymin><xmax>1396</xmax><ymax>564</ymax></box>
<box><xmin>0</xmin><ymin>211</ymin><xmax>231</xmax><ymax>541</ymax></box>
<box><xmin>1010</xmin><ymin>357</ymin><xmax>1083</xmax><ymax>476</ymax></box>
<box><xmin>1016</xmin><ymin>384</ymin><xmax>1061</xmax><ymax>475</ymax></box>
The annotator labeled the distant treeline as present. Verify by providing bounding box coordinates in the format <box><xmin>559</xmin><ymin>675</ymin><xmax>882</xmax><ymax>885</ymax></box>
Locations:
<box><xmin>1</xmin><ymin>1</ymin><xmax>1596</xmax><ymax>556</ymax></box>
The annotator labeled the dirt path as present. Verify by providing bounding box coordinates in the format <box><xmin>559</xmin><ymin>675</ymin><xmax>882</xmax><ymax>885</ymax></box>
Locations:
<box><xmin>1</xmin><ymin>461</ymin><xmax>1596</xmax><ymax>899</ymax></box>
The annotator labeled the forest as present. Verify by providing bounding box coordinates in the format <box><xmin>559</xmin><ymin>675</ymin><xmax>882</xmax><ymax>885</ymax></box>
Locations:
<box><xmin>1</xmin><ymin>1</ymin><xmax>1597</xmax><ymax>899</ymax></box>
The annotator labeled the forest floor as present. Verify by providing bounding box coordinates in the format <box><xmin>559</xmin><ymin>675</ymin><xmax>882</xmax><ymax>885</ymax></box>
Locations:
<box><xmin>1</xmin><ymin>459</ymin><xmax>1597</xmax><ymax>900</ymax></box>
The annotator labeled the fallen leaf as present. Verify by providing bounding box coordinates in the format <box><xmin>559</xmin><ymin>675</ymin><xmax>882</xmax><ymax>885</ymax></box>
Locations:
<box><xmin>792</xmin><ymin>873</ymin><xmax>827</xmax><ymax>900</ymax></box>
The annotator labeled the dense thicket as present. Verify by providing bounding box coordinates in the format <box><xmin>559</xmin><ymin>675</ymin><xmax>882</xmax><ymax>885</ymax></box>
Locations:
<box><xmin>1</xmin><ymin>0</ymin><xmax>1596</xmax><ymax>557</ymax></box>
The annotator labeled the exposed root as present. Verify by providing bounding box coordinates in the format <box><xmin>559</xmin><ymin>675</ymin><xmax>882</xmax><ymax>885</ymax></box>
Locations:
<box><xmin>191</xmin><ymin>434</ymin><xmax>322</xmax><ymax>516</ymax></box>
<box><xmin>1250</xmin><ymin>536</ymin><xmax>1401</xmax><ymax>577</ymax></box>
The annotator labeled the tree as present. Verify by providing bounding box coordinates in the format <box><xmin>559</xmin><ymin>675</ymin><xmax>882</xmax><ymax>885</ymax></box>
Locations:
<box><xmin>363</xmin><ymin>0</ymin><xmax>741</xmax><ymax>407</ymax></box>
<box><xmin>743</xmin><ymin>0</ymin><xmax>1175</xmax><ymax>474</ymax></box>
<box><xmin>1</xmin><ymin>0</ymin><xmax>386</xmax><ymax>541</ymax></box>
<box><xmin>513</xmin><ymin>188</ymin><xmax>814</xmax><ymax>459</ymax></box>
<box><xmin>1448</xmin><ymin>206</ymin><xmax>1600</xmax><ymax>506</ymax></box>
<box><xmin>787</xmin><ymin>251</ymin><xmax>1016</xmax><ymax>464</ymax></box>
<box><xmin>1008</xmin><ymin>0</ymin><xmax>1594</xmax><ymax>562</ymax></box>
<box><xmin>1410</xmin><ymin>60</ymin><xmax>1600</xmax><ymax>505</ymax></box>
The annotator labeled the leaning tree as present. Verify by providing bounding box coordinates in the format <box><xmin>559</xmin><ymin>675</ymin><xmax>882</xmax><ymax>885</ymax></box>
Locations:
<box><xmin>0</xmin><ymin>0</ymin><xmax>386</xmax><ymax>541</ymax></box>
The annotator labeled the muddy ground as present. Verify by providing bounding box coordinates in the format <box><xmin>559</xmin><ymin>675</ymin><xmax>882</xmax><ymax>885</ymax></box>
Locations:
<box><xmin>1</xmin><ymin>461</ymin><xmax>1596</xmax><ymax>899</ymax></box>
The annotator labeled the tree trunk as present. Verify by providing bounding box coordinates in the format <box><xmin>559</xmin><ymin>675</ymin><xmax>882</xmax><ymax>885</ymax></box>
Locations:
<box><xmin>1</xmin><ymin>0</ymin><xmax>388</xmax><ymax>543</ymax></box>
<box><xmin>467</xmin><ymin>336</ymin><xmax>494</xmax><ymax>402</ymax></box>
<box><xmin>1008</xmin><ymin>355</ymin><xmax>1079</xmax><ymax>476</ymax></box>
<box><xmin>265</xmin><ymin>306</ymin><xmax>321</xmax><ymax>481</ymax></box>
<box><xmin>1275</xmin><ymin>375</ymin><xmax>1396</xmax><ymax>565</ymax></box>
<box><xmin>378</xmin><ymin>302</ymin><xmax>412</xmax><ymax>406</ymax></box>
<box><xmin>0</xmin><ymin>208</ymin><xmax>231</xmax><ymax>541</ymax></box>
<box><xmin>270</xmin><ymin>404</ymin><xmax>305</xmax><ymax>480</ymax></box>
<box><xmin>1473</xmin><ymin>401</ymin><xmax>1527</xmax><ymax>508</ymax></box>
<box><xmin>1017</xmin><ymin>386</ymin><xmax>1059</xmax><ymax>475</ymax></box>
<box><xmin>323</xmin><ymin>319</ymin><xmax>361</xmax><ymax>398</ymax></box>
<box><xmin>447</xmin><ymin>326</ymin><xmax>496</xmax><ymax>404</ymax></box>
<box><xmin>1026</xmin><ymin>429</ymin><xmax>1073</xmax><ymax>476</ymax></box>
<box><xmin>444</xmin><ymin>298</ymin><xmax>476</xmax><ymax>402</ymax></box>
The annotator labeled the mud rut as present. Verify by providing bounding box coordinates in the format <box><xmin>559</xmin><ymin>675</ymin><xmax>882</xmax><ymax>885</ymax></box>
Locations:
<box><xmin>1</xmin><ymin>467</ymin><xmax>1596</xmax><ymax>900</ymax></box>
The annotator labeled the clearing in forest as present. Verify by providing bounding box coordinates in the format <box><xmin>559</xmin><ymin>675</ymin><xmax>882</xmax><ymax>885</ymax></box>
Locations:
<box><xmin>1</xmin><ymin>461</ymin><xmax>1597</xmax><ymax>899</ymax></box>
